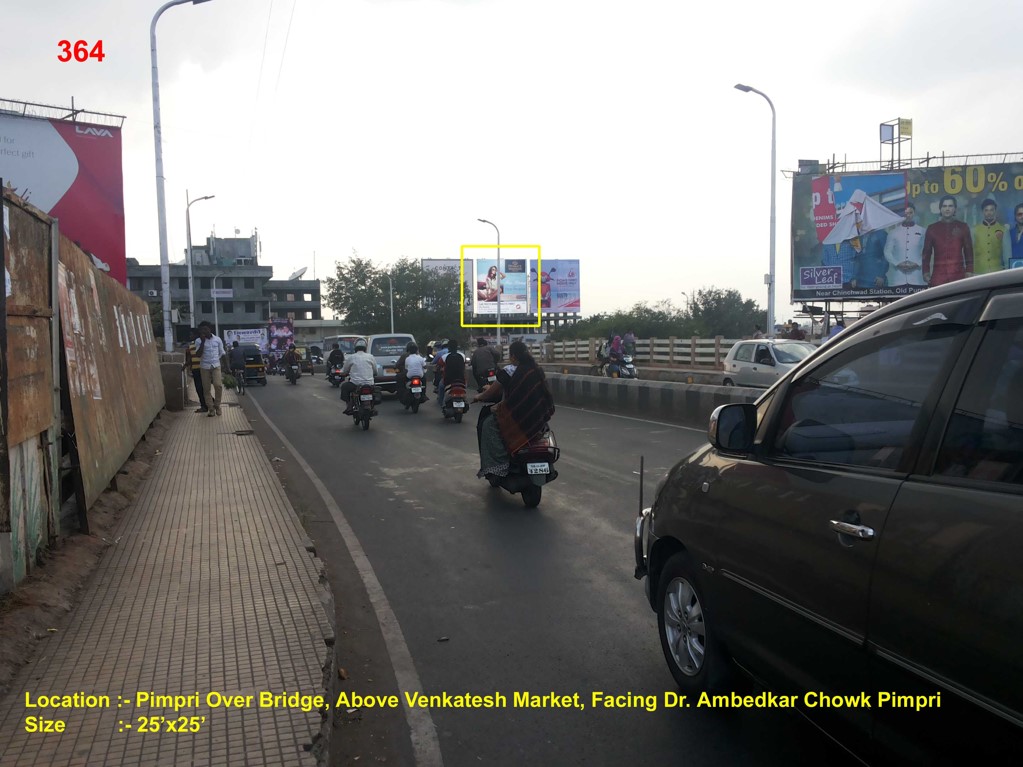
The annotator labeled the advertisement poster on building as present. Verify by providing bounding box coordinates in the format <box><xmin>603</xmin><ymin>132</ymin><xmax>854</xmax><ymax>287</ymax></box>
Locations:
<box><xmin>267</xmin><ymin>318</ymin><xmax>294</xmax><ymax>359</ymax></box>
<box><xmin>473</xmin><ymin>258</ymin><xmax>528</xmax><ymax>315</ymax></box>
<box><xmin>0</xmin><ymin>113</ymin><xmax>126</xmax><ymax>285</ymax></box>
<box><xmin>528</xmin><ymin>259</ymin><xmax>581</xmax><ymax>313</ymax></box>
<box><xmin>791</xmin><ymin>161</ymin><xmax>1023</xmax><ymax>300</ymax></box>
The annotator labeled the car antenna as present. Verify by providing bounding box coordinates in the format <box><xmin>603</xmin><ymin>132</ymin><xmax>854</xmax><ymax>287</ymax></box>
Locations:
<box><xmin>638</xmin><ymin>455</ymin><xmax>644</xmax><ymax>514</ymax></box>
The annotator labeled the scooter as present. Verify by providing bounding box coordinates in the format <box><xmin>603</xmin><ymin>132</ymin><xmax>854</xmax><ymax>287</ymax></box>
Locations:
<box><xmin>347</xmin><ymin>383</ymin><xmax>379</xmax><ymax>430</ymax></box>
<box><xmin>403</xmin><ymin>376</ymin><xmax>427</xmax><ymax>413</ymax></box>
<box><xmin>606</xmin><ymin>354</ymin><xmax>639</xmax><ymax>379</ymax></box>
<box><xmin>328</xmin><ymin>365</ymin><xmax>344</xmax><ymax>387</ymax></box>
<box><xmin>441</xmin><ymin>383</ymin><xmax>468</xmax><ymax>423</ymax></box>
<box><xmin>287</xmin><ymin>364</ymin><xmax>300</xmax><ymax>384</ymax></box>
<box><xmin>478</xmin><ymin>407</ymin><xmax>560</xmax><ymax>508</ymax></box>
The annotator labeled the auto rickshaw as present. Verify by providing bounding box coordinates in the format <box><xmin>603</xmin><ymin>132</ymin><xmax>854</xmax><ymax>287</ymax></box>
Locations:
<box><xmin>242</xmin><ymin>345</ymin><xmax>268</xmax><ymax>386</ymax></box>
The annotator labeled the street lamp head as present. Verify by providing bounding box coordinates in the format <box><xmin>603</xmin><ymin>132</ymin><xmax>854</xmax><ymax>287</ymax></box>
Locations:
<box><xmin>193</xmin><ymin>0</ymin><xmax>214</xmax><ymax>4</ymax></box>
<box><xmin>734</xmin><ymin>83</ymin><xmax>753</xmax><ymax>92</ymax></box>
<box><xmin>201</xmin><ymin>194</ymin><xmax>215</xmax><ymax>201</ymax></box>
<box><xmin>477</xmin><ymin>218</ymin><xmax>489</xmax><ymax>224</ymax></box>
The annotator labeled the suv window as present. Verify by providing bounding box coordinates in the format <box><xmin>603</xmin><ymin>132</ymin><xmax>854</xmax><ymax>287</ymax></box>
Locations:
<box><xmin>935</xmin><ymin>317</ymin><xmax>1023</xmax><ymax>485</ymax></box>
<box><xmin>770</xmin><ymin>298</ymin><xmax>979</xmax><ymax>469</ymax></box>
<box><xmin>371</xmin><ymin>338</ymin><xmax>412</xmax><ymax>356</ymax></box>
<box><xmin>733</xmin><ymin>344</ymin><xmax>753</xmax><ymax>362</ymax></box>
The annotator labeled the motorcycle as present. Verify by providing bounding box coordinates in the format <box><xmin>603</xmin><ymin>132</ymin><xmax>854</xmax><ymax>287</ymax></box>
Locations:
<box><xmin>403</xmin><ymin>376</ymin><xmax>427</xmax><ymax>413</ymax></box>
<box><xmin>476</xmin><ymin>368</ymin><xmax>497</xmax><ymax>393</ymax></box>
<box><xmin>441</xmin><ymin>383</ymin><xmax>468</xmax><ymax>423</ymax></box>
<box><xmin>287</xmin><ymin>364</ymin><xmax>300</xmax><ymax>384</ymax></box>
<box><xmin>347</xmin><ymin>383</ymin><xmax>379</xmax><ymax>430</ymax></box>
<box><xmin>479</xmin><ymin>409</ymin><xmax>560</xmax><ymax>508</ymax></box>
<box><xmin>328</xmin><ymin>365</ymin><xmax>344</xmax><ymax>388</ymax></box>
<box><xmin>606</xmin><ymin>354</ymin><xmax>639</xmax><ymax>379</ymax></box>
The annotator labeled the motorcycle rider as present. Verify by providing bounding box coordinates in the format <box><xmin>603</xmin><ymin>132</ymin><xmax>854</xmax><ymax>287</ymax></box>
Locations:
<box><xmin>432</xmin><ymin>339</ymin><xmax>450</xmax><ymax>393</ymax></box>
<box><xmin>326</xmin><ymin>343</ymin><xmax>345</xmax><ymax>379</ymax></box>
<box><xmin>440</xmin><ymin>338</ymin><xmax>466</xmax><ymax>409</ymax></box>
<box><xmin>400</xmin><ymin>343</ymin><xmax>428</xmax><ymax>406</ymax></box>
<box><xmin>395</xmin><ymin>341</ymin><xmax>415</xmax><ymax>402</ymax></box>
<box><xmin>340</xmin><ymin>339</ymin><xmax>377</xmax><ymax>414</ymax></box>
<box><xmin>283</xmin><ymin>344</ymin><xmax>301</xmax><ymax>380</ymax></box>
<box><xmin>470</xmin><ymin>337</ymin><xmax>501</xmax><ymax>391</ymax></box>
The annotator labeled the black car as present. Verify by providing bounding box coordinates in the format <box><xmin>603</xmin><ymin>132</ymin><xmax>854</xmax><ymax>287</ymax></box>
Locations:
<box><xmin>635</xmin><ymin>269</ymin><xmax>1023</xmax><ymax>764</ymax></box>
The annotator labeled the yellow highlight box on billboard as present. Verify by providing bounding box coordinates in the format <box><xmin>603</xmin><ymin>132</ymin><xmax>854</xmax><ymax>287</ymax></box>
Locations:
<box><xmin>460</xmin><ymin>244</ymin><xmax>542</xmax><ymax>329</ymax></box>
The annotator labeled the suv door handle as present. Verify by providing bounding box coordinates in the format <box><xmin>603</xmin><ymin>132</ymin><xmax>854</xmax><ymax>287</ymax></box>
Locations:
<box><xmin>829</xmin><ymin>520</ymin><xmax>875</xmax><ymax>540</ymax></box>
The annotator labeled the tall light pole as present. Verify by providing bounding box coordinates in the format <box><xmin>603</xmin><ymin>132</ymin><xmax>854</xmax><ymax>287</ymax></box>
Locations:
<box><xmin>151</xmin><ymin>0</ymin><xmax>215</xmax><ymax>351</ymax></box>
<box><xmin>186</xmin><ymin>190</ymin><xmax>214</xmax><ymax>323</ymax></box>
<box><xmin>477</xmin><ymin>218</ymin><xmax>501</xmax><ymax>347</ymax></box>
<box><xmin>386</xmin><ymin>273</ymin><xmax>394</xmax><ymax>333</ymax></box>
<box><xmin>212</xmin><ymin>271</ymin><xmax>225</xmax><ymax>339</ymax></box>
<box><xmin>735</xmin><ymin>83</ymin><xmax>776</xmax><ymax>337</ymax></box>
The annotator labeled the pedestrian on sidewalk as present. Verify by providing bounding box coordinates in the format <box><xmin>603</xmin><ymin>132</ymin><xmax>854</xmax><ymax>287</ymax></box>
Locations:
<box><xmin>195</xmin><ymin>323</ymin><xmax>227</xmax><ymax>416</ymax></box>
<box><xmin>182</xmin><ymin>327</ymin><xmax>208</xmax><ymax>413</ymax></box>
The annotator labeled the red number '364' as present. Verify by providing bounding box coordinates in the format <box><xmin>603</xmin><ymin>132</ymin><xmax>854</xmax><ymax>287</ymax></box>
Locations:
<box><xmin>57</xmin><ymin>40</ymin><xmax>105</xmax><ymax>62</ymax></box>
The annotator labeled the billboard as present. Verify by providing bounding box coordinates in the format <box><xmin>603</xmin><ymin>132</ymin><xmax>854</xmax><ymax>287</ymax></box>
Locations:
<box><xmin>528</xmin><ymin>259</ymin><xmax>581</xmax><ymax>313</ymax></box>
<box><xmin>791</xmin><ymin>162</ymin><xmax>1023</xmax><ymax>300</ymax></box>
<box><xmin>0</xmin><ymin>113</ymin><xmax>126</xmax><ymax>285</ymax></box>
<box><xmin>473</xmin><ymin>257</ymin><xmax>529</xmax><ymax>315</ymax></box>
<box><xmin>225</xmin><ymin>327</ymin><xmax>268</xmax><ymax>352</ymax></box>
<box><xmin>267</xmin><ymin>318</ymin><xmax>294</xmax><ymax>358</ymax></box>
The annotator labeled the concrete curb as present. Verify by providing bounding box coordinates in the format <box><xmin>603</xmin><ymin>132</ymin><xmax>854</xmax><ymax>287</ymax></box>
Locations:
<box><xmin>546</xmin><ymin>373</ymin><xmax>760</xmax><ymax>428</ymax></box>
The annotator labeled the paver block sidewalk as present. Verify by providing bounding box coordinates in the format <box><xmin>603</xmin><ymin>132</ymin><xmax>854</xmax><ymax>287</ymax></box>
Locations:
<box><xmin>0</xmin><ymin>392</ymin><xmax>335</xmax><ymax>766</ymax></box>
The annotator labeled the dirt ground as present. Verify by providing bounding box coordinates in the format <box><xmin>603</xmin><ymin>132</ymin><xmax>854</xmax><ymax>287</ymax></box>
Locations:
<box><xmin>0</xmin><ymin>410</ymin><xmax>177</xmax><ymax>698</ymax></box>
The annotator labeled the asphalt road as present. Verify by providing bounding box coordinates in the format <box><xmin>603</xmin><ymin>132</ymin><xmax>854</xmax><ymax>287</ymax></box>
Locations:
<box><xmin>241</xmin><ymin>373</ymin><xmax>854</xmax><ymax>767</ymax></box>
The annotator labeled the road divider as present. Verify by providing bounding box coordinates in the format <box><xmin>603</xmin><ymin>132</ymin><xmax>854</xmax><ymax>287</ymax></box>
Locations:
<box><xmin>544</xmin><ymin>373</ymin><xmax>760</xmax><ymax>428</ymax></box>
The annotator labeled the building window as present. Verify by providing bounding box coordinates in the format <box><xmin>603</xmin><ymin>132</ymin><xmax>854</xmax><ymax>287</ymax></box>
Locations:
<box><xmin>178</xmin><ymin>277</ymin><xmax>188</xmax><ymax>290</ymax></box>
<box><xmin>245</xmin><ymin>278</ymin><xmax>254</xmax><ymax>289</ymax></box>
<box><xmin>223</xmin><ymin>302</ymin><xmax>234</xmax><ymax>314</ymax></box>
<box><xmin>200</xmin><ymin>278</ymin><xmax>210</xmax><ymax>289</ymax></box>
<box><xmin>222</xmin><ymin>278</ymin><xmax>233</xmax><ymax>289</ymax></box>
<box><xmin>245</xmin><ymin>302</ymin><xmax>255</xmax><ymax>314</ymax></box>
<box><xmin>201</xmin><ymin>302</ymin><xmax>212</xmax><ymax>314</ymax></box>
<box><xmin>287</xmin><ymin>293</ymin><xmax>296</xmax><ymax>302</ymax></box>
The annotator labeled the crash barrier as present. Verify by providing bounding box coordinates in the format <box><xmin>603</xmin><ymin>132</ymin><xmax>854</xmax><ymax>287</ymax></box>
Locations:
<box><xmin>527</xmin><ymin>337</ymin><xmax>742</xmax><ymax>369</ymax></box>
<box><xmin>541</xmin><ymin>362</ymin><xmax>724</xmax><ymax>386</ymax></box>
<box><xmin>0</xmin><ymin>190</ymin><xmax>163</xmax><ymax>593</ymax></box>
<box><xmin>544</xmin><ymin>373</ymin><xmax>760</xmax><ymax>429</ymax></box>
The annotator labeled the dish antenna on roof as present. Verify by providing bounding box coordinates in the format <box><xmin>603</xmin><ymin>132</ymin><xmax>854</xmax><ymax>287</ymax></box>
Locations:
<box><xmin>288</xmin><ymin>267</ymin><xmax>308</xmax><ymax>280</ymax></box>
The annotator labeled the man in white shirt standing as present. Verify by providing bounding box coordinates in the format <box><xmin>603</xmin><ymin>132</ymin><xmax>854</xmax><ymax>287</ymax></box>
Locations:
<box><xmin>340</xmin><ymin>339</ymin><xmax>377</xmax><ymax>414</ymax></box>
<box><xmin>195</xmin><ymin>322</ymin><xmax>227</xmax><ymax>417</ymax></box>
<box><xmin>884</xmin><ymin>201</ymin><xmax>927</xmax><ymax>287</ymax></box>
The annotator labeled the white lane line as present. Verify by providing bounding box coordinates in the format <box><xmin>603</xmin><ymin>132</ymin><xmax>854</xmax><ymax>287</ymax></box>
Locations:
<box><xmin>555</xmin><ymin>404</ymin><xmax>707</xmax><ymax>432</ymax></box>
<box><xmin>247</xmin><ymin>395</ymin><xmax>442</xmax><ymax>767</ymax></box>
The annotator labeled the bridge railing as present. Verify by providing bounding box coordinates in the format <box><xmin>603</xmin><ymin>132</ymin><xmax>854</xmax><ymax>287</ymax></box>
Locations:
<box><xmin>528</xmin><ymin>337</ymin><xmax>741</xmax><ymax>369</ymax></box>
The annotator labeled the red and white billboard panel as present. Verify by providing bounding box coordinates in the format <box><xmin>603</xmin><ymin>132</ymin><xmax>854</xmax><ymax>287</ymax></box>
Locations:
<box><xmin>0</xmin><ymin>113</ymin><xmax>126</xmax><ymax>285</ymax></box>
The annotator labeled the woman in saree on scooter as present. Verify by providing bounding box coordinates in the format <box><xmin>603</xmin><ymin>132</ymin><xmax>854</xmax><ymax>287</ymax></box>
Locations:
<box><xmin>473</xmin><ymin>341</ymin><xmax>555</xmax><ymax>478</ymax></box>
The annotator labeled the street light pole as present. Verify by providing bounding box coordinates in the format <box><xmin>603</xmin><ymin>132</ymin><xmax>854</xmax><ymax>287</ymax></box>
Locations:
<box><xmin>477</xmin><ymin>218</ymin><xmax>501</xmax><ymax>347</ymax></box>
<box><xmin>387</xmin><ymin>273</ymin><xmax>394</xmax><ymax>334</ymax></box>
<box><xmin>212</xmin><ymin>271</ymin><xmax>225</xmax><ymax>339</ymax></box>
<box><xmin>151</xmin><ymin>0</ymin><xmax>215</xmax><ymax>351</ymax></box>
<box><xmin>186</xmin><ymin>190</ymin><xmax>214</xmax><ymax>323</ymax></box>
<box><xmin>735</xmin><ymin>83</ymin><xmax>776</xmax><ymax>337</ymax></box>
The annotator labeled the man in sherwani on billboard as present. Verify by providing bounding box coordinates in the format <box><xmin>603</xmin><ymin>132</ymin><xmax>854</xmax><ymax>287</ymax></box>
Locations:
<box><xmin>922</xmin><ymin>196</ymin><xmax>973</xmax><ymax>286</ymax></box>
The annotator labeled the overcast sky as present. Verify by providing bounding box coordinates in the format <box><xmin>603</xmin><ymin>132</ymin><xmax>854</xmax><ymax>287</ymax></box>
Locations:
<box><xmin>7</xmin><ymin>0</ymin><xmax>1023</xmax><ymax>319</ymax></box>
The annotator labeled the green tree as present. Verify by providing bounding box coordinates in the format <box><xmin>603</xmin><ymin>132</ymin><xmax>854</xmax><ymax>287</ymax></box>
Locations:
<box><xmin>324</xmin><ymin>252</ymin><xmax>388</xmax><ymax>332</ymax></box>
<box><xmin>686</xmin><ymin>288</ymin><xmax>765</xmax><ymax>338</ymax></box>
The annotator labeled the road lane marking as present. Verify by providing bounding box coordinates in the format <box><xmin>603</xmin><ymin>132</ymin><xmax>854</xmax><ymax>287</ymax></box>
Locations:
<box><xmin>248</xmin><ymin>395</ymin><xmax>443</xmax><ymax>767</ymax></box>
<box><xmin>556</xmin><ymin>404</ymin><xmax>706</xmax><ymax>432</ymax></box>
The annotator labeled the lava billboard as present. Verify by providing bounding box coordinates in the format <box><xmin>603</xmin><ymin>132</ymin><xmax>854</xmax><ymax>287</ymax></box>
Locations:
<box><xmin>791</xmin><ymin>162</ymin><xmax>1023</xmax><ymax>300</ymax></box>
<box><xmin>0</xmin><ymin>113</ymin><xmax>126</xmax><ymax>285</ymax></box>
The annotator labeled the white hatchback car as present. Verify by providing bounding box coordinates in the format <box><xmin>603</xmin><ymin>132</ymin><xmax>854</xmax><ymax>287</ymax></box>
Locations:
<box><xmin>722</xmin><ymin>339</ymin><xmax>817</xmax><ymax>387</ymax></box>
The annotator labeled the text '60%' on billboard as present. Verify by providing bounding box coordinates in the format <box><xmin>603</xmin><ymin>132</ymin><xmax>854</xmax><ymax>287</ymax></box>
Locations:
<box><xmin>0</xmin><ymin>113</ymin><xmax>126</xmax><ymax>285</ymax></box>
<box><xmin>791</xmin><ymin>163</ymin><xmax>1023</xmax><ymax>301</ymax></box>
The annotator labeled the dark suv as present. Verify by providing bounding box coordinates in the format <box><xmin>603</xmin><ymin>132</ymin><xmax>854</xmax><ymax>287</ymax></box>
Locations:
<box><xmin>635</xmin><ymin>269</ymin><xmax>1023</xmax><ymax>764</ymax></box>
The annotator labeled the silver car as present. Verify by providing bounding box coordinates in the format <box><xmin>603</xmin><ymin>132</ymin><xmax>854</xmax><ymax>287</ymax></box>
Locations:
<box><xmin>722</xmin><ymin>339</ymin><xmax>816</xmax><ymax>387</ymax></box>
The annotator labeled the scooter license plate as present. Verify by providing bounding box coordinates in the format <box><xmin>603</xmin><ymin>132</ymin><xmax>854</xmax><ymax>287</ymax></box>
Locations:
<box><xmin>411</xmin><ymin>387</ymin><xmax>423</xmax><ymax>393</ymax></box>
<box><xmin>360</xmin><ymin>394</ymin><xmax>374</xmax><ymax>401</ymax></box>
<box><xmin>453</xmin><ymin>401</ymin><xmax>465</xmax><ymax>408</ymax></box>
<box><xmin>527</xmin><ymin>462</ymin><xmax>550</xmax><ymax>475</ymax></box>
<box><xmin>487</xmin><ymin>375</ymin><xmax>496</xmax><ymax>383</ymax></box>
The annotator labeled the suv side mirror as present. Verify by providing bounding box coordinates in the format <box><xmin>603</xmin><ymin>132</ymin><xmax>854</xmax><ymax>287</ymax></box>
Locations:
<box><xmin>709</xmin><ymin>404</ymin><xmax>757</xmax><ymax>452</ymax></box>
